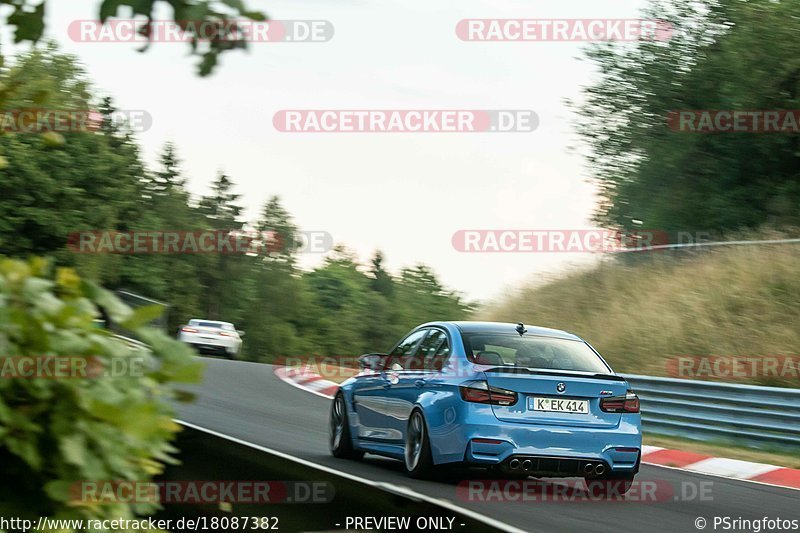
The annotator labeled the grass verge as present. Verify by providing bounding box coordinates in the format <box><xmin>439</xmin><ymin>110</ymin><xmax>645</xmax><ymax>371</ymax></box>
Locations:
<box><xmin>482</xmin><ymin>237</ymin><xmax>800</xmax><ymax>387</ymax></box>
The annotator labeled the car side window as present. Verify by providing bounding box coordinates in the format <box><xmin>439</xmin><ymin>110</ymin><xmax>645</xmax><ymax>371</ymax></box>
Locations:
<box><xmin>385</xmin><ymin>329</ymin><xmax>428</xmax><ymax>371</ymax></box>
<box><xmin>428</xmin><ymin>335</ymin><xmax>451</xmax><ymax>371</ymax></box>
<box><xmin>415</xmin><ymin>330</ymin><xmax>450</xmax><ymax>371</ymax></box>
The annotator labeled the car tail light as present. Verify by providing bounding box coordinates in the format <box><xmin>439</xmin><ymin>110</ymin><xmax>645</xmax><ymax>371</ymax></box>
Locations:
<box><xmin>218</xmin><ymin>331</ymin><xmax>234</xmax><ymax>337</ymax></box>
<box><xmin>181</xmin><ymin>327</ymin><xmax>199</xmax><ymax>333</ymax></box>
<box><xmin>600</xmin><ymin>390</ymin><xmax>640</xmax><ymax>413</ymax></box>
<box><xmin>459</xmin><ymin>380</ymin><xmax>517</xmax><ymax>406</ymax></box>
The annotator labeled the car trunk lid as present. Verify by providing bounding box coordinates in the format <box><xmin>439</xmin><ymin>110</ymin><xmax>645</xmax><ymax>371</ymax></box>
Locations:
<box><xmin>483</xmin><ymin>368</ymin><xmax>628</xmax><ymax>428</ymax></box>
<box><xmin>192</xmin><ymin>326</ymin><xmax>226</xmax><ymax>340</ymax></box>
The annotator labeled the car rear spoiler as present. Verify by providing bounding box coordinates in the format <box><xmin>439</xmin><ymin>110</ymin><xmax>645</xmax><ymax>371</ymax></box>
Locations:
<box><xmin>482</xmin><ymin>367</ymin><xmax>628</xmax><ymax>382</ymax></box>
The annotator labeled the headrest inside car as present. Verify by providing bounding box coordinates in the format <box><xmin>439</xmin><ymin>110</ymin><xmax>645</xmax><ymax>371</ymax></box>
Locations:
<box><xmin>474</xmin><ymin>351</ymin><xmax>503</xmax><ymax>365</ymax></box>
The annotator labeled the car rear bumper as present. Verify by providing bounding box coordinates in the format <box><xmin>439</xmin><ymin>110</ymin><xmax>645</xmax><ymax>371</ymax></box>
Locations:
<box><xmin>186</xmin><ymin>342</ymin><xmax>235</xmax><ymax>356</ymax></box>
<box><xmin>437</xmin><ymin>416</ymin><xmax>641</xmax><ymax>473</ymax></box>
<box><xmin>179</xmin><ymin>333</ymin><xmax>240</xmax><ymax>356</ymax></box>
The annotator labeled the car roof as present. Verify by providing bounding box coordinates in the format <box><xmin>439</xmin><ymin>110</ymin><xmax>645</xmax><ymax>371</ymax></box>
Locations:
<box><xmin>430</xmin><ymin>321</ymin><xmax>582</xmax><ymax>341</ymax></box>
<box><xmin>189</xmin><ymin>319</ymin><xmax>233</xmax><ymax>326</ymax></box>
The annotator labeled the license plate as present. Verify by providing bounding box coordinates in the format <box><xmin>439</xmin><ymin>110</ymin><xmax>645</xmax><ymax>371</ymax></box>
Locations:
<box><xmin>529</xmin><ymin>397</ymin><xmax>589</xmax><ymax>414</ymax></box>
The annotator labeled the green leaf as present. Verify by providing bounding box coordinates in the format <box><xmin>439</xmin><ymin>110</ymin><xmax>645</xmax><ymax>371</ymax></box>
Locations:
<box><xmin>44</xmin><ymin>480</ymin><xmax>73</xmax><ymax>502</ymax></box>
<box><xmin>60</xmin><ymin>434</ymin><xmax>88</xmax><ymax>467</ymax></box>
<box><xmin>198</xmin><ymin>51</ymin><xmax>218</xmax><ymax>77</ymax></box>
<box><xmin>126</xmin><ymin>0</ymin><xmax>156</xmax><ymax>17</ymax></box>
<box><xmin>99</xmin><ymin>0</ymin><xmax>126</xmax><ymax>22</ymax></box>
<box><xmin>120</xmin><ymin>304</ymin><xmax>164</xmax><ymax>330</ymax></box>
<box><xmin>82</xmin><ymin>281</ymin><xmax>132</xmax><ymax>325</ymax></box>
<box><xmin>8</xmin><ymin>3</ymin><xmax>45</xmax><ymax>43</ymax></box>
<box><xmin>243</xmin><ymin>10</ymin><xmax>266</xmax><ymax>21</ymax></box>
<box><xmin>7</xmin><ymin>437</ymin><xmax>42</xmax><ymax>471</ymax></box>
<box><xmin>221</xmin><ymin>0</ymin><xmax>246</xmax><ymax>11</ymax></box>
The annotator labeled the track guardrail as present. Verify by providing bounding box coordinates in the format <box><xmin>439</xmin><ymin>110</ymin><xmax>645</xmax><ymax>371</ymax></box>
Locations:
<box><xmin>621</xmin><ymin>374</ymin><xmax>800</xmax><ymax>450</ymax></box>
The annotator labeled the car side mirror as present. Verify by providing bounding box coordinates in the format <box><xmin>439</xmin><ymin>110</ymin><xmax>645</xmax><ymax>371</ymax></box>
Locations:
<box><xmin>358</xmin><ymin>353</ymin><xmax>386</xmax><ymax>371</ymax></box>
<box><xmin>237</xmin><ymin>330</ymin><xmax>245</xmax><ymax>337</ymax></box>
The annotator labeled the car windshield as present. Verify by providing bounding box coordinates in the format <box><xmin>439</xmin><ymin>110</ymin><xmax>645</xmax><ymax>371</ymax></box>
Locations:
<box><xmin>197</xmin><ymin>321</ymin><xmax>225</xmax><ymax>328</ymax></box>
<box><xmin>463</xmin><ymin>334</ymin><xmax>611</xmax><ymax>374</ymax></box>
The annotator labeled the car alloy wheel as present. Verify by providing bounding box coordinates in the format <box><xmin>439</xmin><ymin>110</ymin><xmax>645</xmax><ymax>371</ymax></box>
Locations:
<box><xmin>330</xmin><ymin>394</ymin><xmax>346</xmax><ymax>451</ymax></box>
<box><xmin>405</xmin><ymin>411</ymin><xmax>425</xmax><ymax>471</ymax></box>
<box><xmin>329</xmin><ymin>393</ymin><xmax>364</xmax><ymax>460</ymax></box>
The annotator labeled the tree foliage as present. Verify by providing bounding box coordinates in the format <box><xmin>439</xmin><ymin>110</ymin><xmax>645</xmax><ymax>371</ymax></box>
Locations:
<box><xmin>0</xmin><ymin>257</ymin><xmax>202</xmax><ymax>521</ymax></box>
<box><xmin>0</xmin><ymin>46</ymin><xmax>473</xmax><ymax>363</ymax></box>
<box><xmin>1</xmin><ymin>0</ymin><xmax>266</xmax><ymax>76</ymax></box>
<box><xmin>576</xmin><ymin>0</ymin><xmax>800</xmax><ymax>234</ymax></box>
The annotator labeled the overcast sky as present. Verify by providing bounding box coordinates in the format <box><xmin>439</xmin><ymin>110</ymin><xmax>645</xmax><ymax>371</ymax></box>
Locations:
<box><xmin>38</xmin><ymin>0</ymin><xmax>648</xmax><ymax>303</ymax></box>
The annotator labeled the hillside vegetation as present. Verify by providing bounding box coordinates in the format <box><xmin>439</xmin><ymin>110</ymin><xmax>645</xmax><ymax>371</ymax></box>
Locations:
<box><xmin>482</xmin><ymin>242</ymin><xmax>800</xmax><ymax>387</ymax></box>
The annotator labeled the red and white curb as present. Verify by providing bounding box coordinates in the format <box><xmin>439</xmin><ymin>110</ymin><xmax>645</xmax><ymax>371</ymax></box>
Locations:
<box><xmin>275</xmin><ymin>365</ymin><xmax>800</xmax><ymax>491</ymax></box>
<box><xmin>274</xmin><ymin>365</ymin><xmax>339</xmax><ymax>399</ymax></box>
<box><xmin>640</xmin><ymin>446</ymin><xmax>800</xmax><ymax>489</ymax></box>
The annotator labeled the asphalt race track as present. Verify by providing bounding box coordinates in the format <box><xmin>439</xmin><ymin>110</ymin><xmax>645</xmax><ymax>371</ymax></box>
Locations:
<box><xmin>175</xmin><ymin>358</ymin><xmax>799</xmax><ymax>532</ymax></box>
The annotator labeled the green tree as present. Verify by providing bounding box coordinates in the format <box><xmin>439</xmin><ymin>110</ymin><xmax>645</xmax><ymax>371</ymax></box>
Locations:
<box><xmin>305</xmin><ymin>246</ymin><xmax>373</xmax><ymax>354</ymax></box>
<box><xmin>0</xmin><ymin>47</ymin><xmax>141</xmax><ymax>279</ymax></box>
<box><xmin>119</xmin><ymin>142</ymin><xmax>206</xmax><ymax>331</ymax></box>
<box><xmin>369</xmin><ymin>250</ymin><xmax>394</xmax><ymax>297</ymax></box>
<box><xmin>575</xmin><ymin>0</ymin><xmax>800</xmax><ymax>234</ymax></box>
<box><xmin>257</xmin><ymin>195</ymin><xmax>299</xmax><ymax>263</ymax></box>
<box><xmin>199</xmin><ymin>171</ymin><xmax>243</xmax><ymax>230</ymax></box>
<box><xmin>396</xmin><ymin>264</ymin><xmax>471</xmax><ymax>324</ymax></box>
<box><xmin>304</xmin><ymin>248</ymin><xmax>473</xmax><ymax>357</ymax></box>
<box><xmin>2</xmin><ymin>0</ymin><xmax>266</xmax><ymax>76</ymax></box>
<box><xmin>234</xmin><ymin>197</ymin><xmax>309</xmax><ymax>360</ymax></box>
<box><xmin>143</xmin><ymin>142</ymin><xmax>187</xmax><ymax>200</ymax></box>
<box><xmin>198</xmin><ymin>171</ymin><xmax>245</xmax><ymax>318</ymax></box>
<box><xmin>0</xmin><ymin>45</ymin><xmax>475</xmax><ymax>365</ymax></box>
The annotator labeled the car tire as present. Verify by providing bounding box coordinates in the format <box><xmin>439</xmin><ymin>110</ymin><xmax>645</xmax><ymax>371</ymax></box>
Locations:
<box><xmin>329</xmin><ymin>393</ymin><xmax>363</xmax><ymax>460</ymax></box>
<box><xmin>404</xmin><ymin>409</ymin><xmax>434</xmax><ymax>479</ymax></box>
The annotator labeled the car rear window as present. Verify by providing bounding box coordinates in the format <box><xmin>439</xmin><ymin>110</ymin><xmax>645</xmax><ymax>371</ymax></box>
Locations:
<box><xmin>198</xmin><ymin>321</ymin><xmax>223</xmax><ymax>328</ymax></box>
<box><xmin>463</xmin><ymin>334</ymin><xmax>611</xmax><ymax>374</ymax></box>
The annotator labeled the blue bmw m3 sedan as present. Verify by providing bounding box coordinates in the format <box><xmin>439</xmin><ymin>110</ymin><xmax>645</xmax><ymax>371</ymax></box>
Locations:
<box><xmin>329</xmin><ymin>321</ymin><xmax>642</xmax><ymax>489</ymax></box>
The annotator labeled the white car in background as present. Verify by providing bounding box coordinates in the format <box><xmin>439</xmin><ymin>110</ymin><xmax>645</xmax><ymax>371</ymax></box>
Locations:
<box><xmin>178</xmin><ymin>319</ymin><xmax>244</xmax><ymax>359</ymax></box>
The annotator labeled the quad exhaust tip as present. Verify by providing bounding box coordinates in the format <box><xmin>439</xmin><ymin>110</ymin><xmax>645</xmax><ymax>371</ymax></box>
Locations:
<box><xmin>583</xmin><ymin>463</ymin><xmax>606</xmax><ymax>476</ymax></box>
<box><xmin>508</xmin><ymin>458</ymin><xmax>607</xmax><ymax>475</ymax></box>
